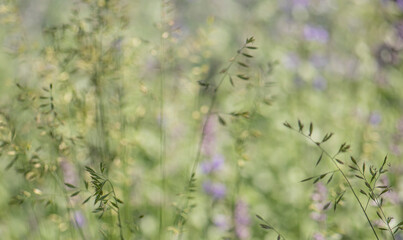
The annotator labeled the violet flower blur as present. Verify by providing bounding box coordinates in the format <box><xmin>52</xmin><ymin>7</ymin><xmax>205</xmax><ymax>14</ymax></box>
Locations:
<box><xmin>213</xmin><ymin>214</ymin><xmax>230</xmax><ymax>231</ymax></box>
<box><xmin>200</xmin><ymin>154</ymin><xmax>224</xmax><ymax>174</ymax></box>
<box><xmin>313</xmin><ymin>232</ymin><xmax>326</xmax><ymax>240</ymax></box>
<box><xmin>313</xmin><ymin>76</ymin><xmax>327</xmax><ymax>91</ymax></box>
<box><xmin>60</xmin><ymin>158</ymin><xmax>78</xmax><ymax>188</ymax></box>
<box><xmin>202</xmin><ymin>116</ymin><xmax>217</xmax><ymax>156</ymax></box>
<box><xmin>397</xmin><ymin>0</ymin><xmax>403</xmax><ymax>10</ymax></box>
<box><xmin>310</xmin><ymin>183</ymin><xmax>328</xmax><ymax>222</ymax></box>
<box><xmin>201</xmin><ymin>154</ymin><xmax>226</xmax><ymax>200</ymax></box>
<box><xmin>369</xmin><ymin>111</ymin><xmax>382</xmax><ymax>126</ymax></box>
<box><xmin>235</xmin><ymin>200</ymin><xmax>250</xmax><ymax>240</ymax></box>
<box><xmin>73</xmin><ymin>211</ymin><xmax>86</xmax><ymax>228</ymax></box>
<box><xmin>397</xmin><ymin>117</ymin><xmax>403</xmax><ymax>134</ymax></box>
<box><xmin>202</xmin><ymin>181</ymin><xmax>226</xmax><ymax>200</ymax></box>
<box><xmin>292</xmin><ymin>0</ymin><xmax>310</xmax><ymax>7</ymax></box>
<box><xmin>396</xmin><ymin>20</ymin><xmax>403</xmax><ymax>40</ymax></box>
<box><xmin>310</xmin><ymin>54</ymin><xmax>328</xmax><ymax>69</ymax></box>
<box><xmin>294</xmin><ymin>75</ymin><xmax>305</xmax><ymax>88</ymax></box>
<box><xmin>390</xmin><ymin>117</ymin><xmax>403</xmax><ymax>155</ymax></box>
<box><xmin>304</xmin><ymin>25</ymin><xmax>329</xmax><ymax>43</ymax></box>
<box><xmin>283</xmin><ymin>53</ymin><xmax>300</xmax><ymax>70</ymax></box>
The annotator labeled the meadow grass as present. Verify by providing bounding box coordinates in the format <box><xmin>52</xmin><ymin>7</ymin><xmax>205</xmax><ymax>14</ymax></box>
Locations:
<box><xmin>0</xmin><ymin>0</ymin><xmax>403</xmax><ymax>239</ymax></box>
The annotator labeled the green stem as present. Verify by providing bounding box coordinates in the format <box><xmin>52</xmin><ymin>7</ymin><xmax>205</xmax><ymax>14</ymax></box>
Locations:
<box><xmin>159</xmin><ymin>0</ymin><xmax>167</xmax><ymax>237</ymax></box>
<box><xmin>295</xmin><ymin>130</ymin><xmax>380</xmax><ymax>240</ymax></box>
<box><xmin>259</xmin><ymin>216</ymin><xmax>287</xmax><ymax>240</ymax></box>
<box><xmin>359</xmin><ymin>170</ymin><xmax>395</xmax><ymax>240</ymax></box>
<box><xmin>106</xmin><ymin>180</ymin><xmax>125</xmax><ymax>240</ymax></box>
<box><xmin>175</xmin><ymin>43</ymin><xmax>249</xmax><ymax>238</ymax></box>
<box><xmin>50</xmin><ymin>171</ymin><xmax>86</xmax><ymax>240</ymax></box>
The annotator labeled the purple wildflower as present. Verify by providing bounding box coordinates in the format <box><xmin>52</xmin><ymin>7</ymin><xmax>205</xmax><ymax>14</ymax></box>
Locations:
<box><xmin>369</xmin><ymin>111</ymin><xmax>382</xmax><ymax>126</ymax></box>
<box><xmin>390</xmin><ymin>144</ymin><xmax>401</xmax><ymax>156</ymax></box>
<box><xmin>373</xmin><ymin>219</ymin><xmax>384</xmax><ymax>228</ymax></box>
<box><xmin>313</xmin><ymin>76</ymin><xmax>327</xmax><ymax>91</ymax></box>
<box><xmin>389</xmin><ymin>117</ymin><xmax>403</xmax><ymax>155</ymax></box>
<box><xmin>310</xmin><ymin>54</ymin><xmax>327</xmax><ymax>69</ymax></box>
<box><xmin>303</xmin><ymin>25</ymin><xmax>329</xmax><ymax>43</ymax></box>
<box><xmin>397</xmin><ymin>0</ymin><xmax>403</xmax><ymax>10</ymax></box>
<box><xmin>395</xmin><ymin>21</ymin><xmax>403</xmax><ymax>40</ymax></box>
<box><xmin>202</xmin><ymin>116</ymin><xmax>217</xmax><ymax>156</ymax></box>
<box><xmin>292</xmin><ymin>0</ymin><xmax>310</xmax><ymax>7</ymax></box>
<box><xmin>310</xmin><ymin>183</ymin><xmax>328</xmax><ymax>223</ymax></box>
<box><xmin>397</xmin><ymin>117</ymin><xmax>403</xmax><ymax>134</ymax></box>
<box><xmin>313</xmin><ymin>233</ymin><xmax>326</xmax><ymax>240</ymax></box>
<box><xmin>234</xmin><ymin>200</ymin><xmax>250</xmax><ymax>240</ymax></box>
<box><xmin>202</xmin><ymin>181</ymin><xmax>226</xmax><ymax>200</ymax></box>
<box><xmin>60</xmin><ymin>158</ymin><xmax>78</xmax><ymax>188</ymax></box>
<box><xmin>73</xmin><ymin>211</ymin><xmax>86</xmax><ymax>228</ymax></box>
<box><xmin>310</xmin><ymin>212</ymin><xmax>327</xmax><ymax>222</ymax></box>
<box><xmin>213</xmin><ymin>214</ymin><xmax>230</xmax><ymax>231</ymax></box>
<box><xmin>200</xmin><ymin>154</ymin><xmax>224</xmax><ymax>174</ymax></box>
<box><xmin>283</xmin><ymin>53</ymin><xmax>300</xmax><ymax>70</ymax></box>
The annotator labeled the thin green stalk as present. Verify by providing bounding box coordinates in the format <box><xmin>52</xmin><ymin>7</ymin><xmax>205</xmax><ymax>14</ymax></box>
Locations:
<box><xmin>93</xmin><ymin>3</ymin><xmax>110</xmax><ymax>167</ymax></box>
<box><xmin>106</xmin><ymin>180</ymin><xmax>125</xmax><ymax>240</ymax></box>
<box><xmin>201</xmin><ymin>200</ymin><xmax>214</xmax><ymax>240</ymax></box>
<box><xmin>159</xmin><ymin>0</ymin><xmax>167</xmax><ymax>237</ymax></box>
<box><xmin>231</xmin><ymin>72</ymin><xmax>261</xmax><ymax>238</ymax></box>
<box><xmin>188</xmin><ymin>43</ymin><xmax>248</xmax><ymax>179</ymax></box>
<box><xmin>46</xmin><ymin>98</ymin><xmax>86</xmax><ymax>239</ymax></box>
<box><xmin>29</xmin><ymin>202</ymin><xmax>44</xmax><ymax>239</ymax></box>
<box><xmin>294</xmin><ymin>130</ymin><xmax>380</xmax><ymax>240</ymax></box>
<box><xmin>50</xmin><ymin>170</ymin><xmax>86</xmax><ymax>240</ymax></box>
<box><xmin>257</xmin><ymin>215</ymin><xmax>287</xmax><ymax>240</ymax></box>
<box><xmin>175</xmin><ymin>41</ymin><xmax>251</xmax><ymax>239</ymax></box>
<box><xmin>358</xmin><ymin>168</ymin><xmax>395</xmax><ymax>240</ymax></box>
<box><xmin>365</xmin><ymin>173</ymin><xmax>380</xmax><ymax>211</ymax></box>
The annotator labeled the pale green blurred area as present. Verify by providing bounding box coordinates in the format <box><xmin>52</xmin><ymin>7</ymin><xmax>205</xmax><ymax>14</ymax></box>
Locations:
<box><xmin>0</xmin><ymin>0</ymin><xmax>403</xmax><ymax>239</ymax></box>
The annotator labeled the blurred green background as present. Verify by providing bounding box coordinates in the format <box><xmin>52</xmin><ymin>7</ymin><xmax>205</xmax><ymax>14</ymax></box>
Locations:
<box><xmin>1</xmin><ymin>0</ymin><xmax>403</xmax><ymax>239</ymax></box>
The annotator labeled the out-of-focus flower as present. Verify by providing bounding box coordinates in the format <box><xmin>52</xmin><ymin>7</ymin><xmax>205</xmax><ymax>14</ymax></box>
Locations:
<box><xmin>60</xmin><ymin>158</ymin><xmax>78</xmax><ymax>188</ymax></box>
<box><xmin>213</xmin><ymin>214</ymin><xmax>230</xmax><ymax>231</ymax></box>
<box><xmin>293</xmin><ymin>0</ymin><xmax>310</xmax><ymax>7</ymax></box>
<box><xmin>396</xmin><ymin>0</ymin><xmax>403</xmax><ymax>10</ymax></box>
<box><xmin>397</xmin><ymin>117</ymin><xmax>403</xmax><ymax>134</ymax></box>
<box><xmin>200</xmin><ymin>154</ymin><xmax>224</xmax><ymax>174</ymax></box>
<box><xmin>313</xmin><ymin>232</ymin><xmax>326</xmax><ymax>240</ymax></box>
<box><xmin>310</xmin><ymin>212</ymin><xmax>327</xmax><ymax>222</ymax></box>
<box><xmin>395</xmin><ymin>20</ymin><xmax>403</xmax><ymax>40</ymax></box>
<box><xmin>373</xmin><ymin>219</ymin><xmax>384</xmax><ymax>228</ymax></box>
<box><xmin>310</xmin><ymin>54</ymin><xmax>328</xmax><ymax>69</ymax></box>
<box><xmin>202</xmin><ymin>181</ymin><xmax>226</xmax><ymax>200</ymax></box>
<box><xmin>283</xmin><ymin>53</ymin><xmax>300</xmax><ymax>70</ymax></box>
<box><xmin>202</xmin><ymin>116</ymin><xmax>217</xmax><ymax>156</ymax></box>
<box><xmin>391</xmin><ymin>144</ymin><xmax>401</xmax><ymax>156</ymax></box>
<box><xmin>303</xmin><ymin>25</ymin><xmax>329</xmax><ymax>43</ymax></box>
<box><xmin>234</xmin><ymin>200</ymin><xmax>250</xmax><ymax>240</ymax></box>
<box><xmin>310</xmin><ymin>183</ymin><xmax>328</xmax><ymax>223</ymax></box>
<box><xmin>73</xmin><ymin>211</ymin><xmax>86</xmax><ymax>228</ymax></box>
<box><xmin>313</xmin><ymin>76</ymin><xmax>327</xmax><ymax>91</ymax></box>
<box><xmin>390</xmin><ymin>117</ymin><xmax>403</xmax><ymax>155</ymax></box>
<box><xmin>369</xmin><ymin>111</ymin><xmax>382</xmax><ymax>126</ymax></box>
